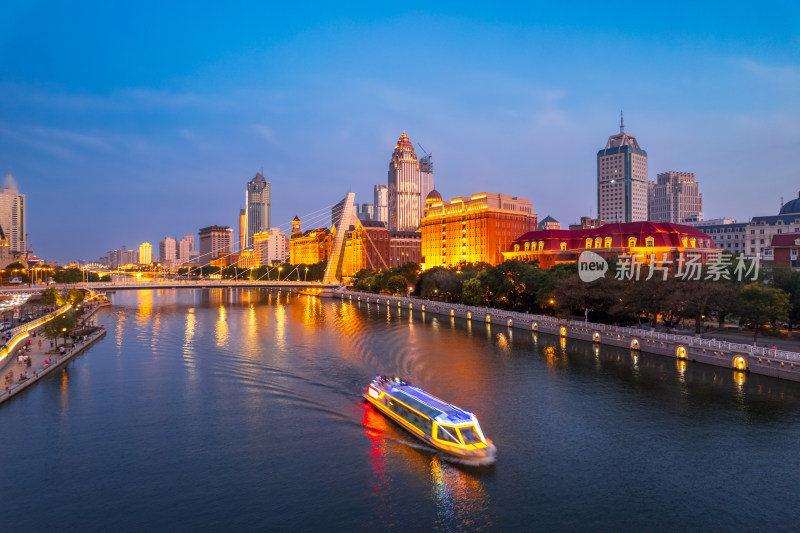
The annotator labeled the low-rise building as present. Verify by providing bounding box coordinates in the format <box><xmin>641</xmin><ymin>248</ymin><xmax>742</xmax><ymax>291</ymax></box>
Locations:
<box><xmin>502</xmin><ymin>221</ymin><xmax>718</xmax><ymax>268</ymax></box>
<box><xmin>389</xmin><ymin>230</ymin><xmax>421</xmax><ymax>267</ymax></box>
<box><xmin>290</xmin><ymin>227</ymin><xmax>332</xmax><ymax>265</ymax></box>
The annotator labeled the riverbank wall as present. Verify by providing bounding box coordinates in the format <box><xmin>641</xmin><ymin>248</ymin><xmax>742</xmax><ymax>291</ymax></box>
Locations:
<box><xmin>333</xmin><ymin>290</ymin><xmax>800</xmax><ymax>383</ymax></box>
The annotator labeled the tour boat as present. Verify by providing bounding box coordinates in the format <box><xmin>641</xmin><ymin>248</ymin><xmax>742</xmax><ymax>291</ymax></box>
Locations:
<box><xmin>364</xmin><ymin>375</ymin><xmax>496</xmax><ymax>465</ymax></box>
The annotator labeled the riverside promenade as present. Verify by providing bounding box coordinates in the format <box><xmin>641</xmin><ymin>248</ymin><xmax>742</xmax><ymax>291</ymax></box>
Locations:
<box><xmin>332</xmin><ymin>289</ymin><xmax>800</xmax><ymax>383</ymax></box>
<box><xmin>0</xmin><ymin>299</ymin><xmax>111</xmax><ymax>405</ymax></box>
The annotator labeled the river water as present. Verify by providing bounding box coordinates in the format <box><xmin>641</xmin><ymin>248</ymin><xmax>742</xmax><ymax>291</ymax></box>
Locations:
<box><xmin>2</xmin><ymin>288</ymin><xmax>800</xmax><ymax>532</ymax></box>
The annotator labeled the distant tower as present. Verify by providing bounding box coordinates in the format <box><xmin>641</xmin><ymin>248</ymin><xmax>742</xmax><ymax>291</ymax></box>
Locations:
<box><xmin>418</xmin><ymin>144</ymin><xmax>434</xmax><ymax>222</ymax></box>
<box><xmin>0</xmin><ymin>173</ymin><xmax>26</xmax><ymax>254</ymax></box>
<box><xmin>138</xmin><ymin>242</ymin><xmax>152</xmax><ymax>265</ymax></box>
<box><xmin>245</xmin><ymin>172</ymin><xmax>271</xmax><ymax>249</ymax></box>
<box><xmin>373</xmin><ymin>184</ymin><xmax>388</xmax><ymax>225</ymax></box>
<box><xmin>597</xmin><ymin>114</ymin><xmax>648</xmax><ymax>223</ymax></box>
<box><xmin>388</xmin><ymin>132</ymin><xmax>423</xmax><ymax>231</ymax></box>
<box><xmin>239</xmin><ymin>208</ymin><xmax>246</xmax><ymax>252</ymax></box>
<box><xmin>291</xmin><ymin>215</ymin><xmax>302</xmax><ymax>238</ymax></box>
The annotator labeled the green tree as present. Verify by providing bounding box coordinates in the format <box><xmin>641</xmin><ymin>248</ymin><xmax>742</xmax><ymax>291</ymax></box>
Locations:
<box><xmin>417</xmin><ymin>267</ymin><xmax>461</xmax><ymax>302</ymax></box>
<box><xmin>67</xmin><ymin>288</ymin><xmax>85</xmax><ymax>305</ymax></box>
<box><xmin>41</xmin><ymin>312</ymin><xmax>79</xmax><ymax>346</ymax></box>
<box><xmin>386</xmin><ymin>275</ymin><xmax>410</xmax><ymax>295</ymax></box>
<box><xmin>736</xmin><ymin>282</ymin><xmax>791</xmax><ymax>343</ymax></box>
<box><xmin>41</xmin><ymin>287</ymin><xmax>66</xmax><ymax>308</ymax></box>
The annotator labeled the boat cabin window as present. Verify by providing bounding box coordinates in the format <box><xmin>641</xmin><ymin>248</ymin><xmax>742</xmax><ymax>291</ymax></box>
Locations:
<box><xmin>458</xmin><ymin>425</ymin><xmax>482</xmax><ymax>445</ymax></box>
<box><xmin>436</xmin><ymin>425</ymin><xmax>460</xmax><ymax>444</ymax></box>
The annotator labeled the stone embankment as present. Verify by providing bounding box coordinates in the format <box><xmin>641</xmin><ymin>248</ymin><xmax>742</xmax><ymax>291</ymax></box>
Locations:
<box><xmin>333</xmin><ymin>290</ymin><xmax>800</xmax><ymax>382</ymax></box>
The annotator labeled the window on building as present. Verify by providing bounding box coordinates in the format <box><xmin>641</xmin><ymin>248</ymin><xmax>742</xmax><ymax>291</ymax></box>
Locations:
<box><xmin>586</xmin><ymin>238</ymin><xmax>592</xmax><ymax>249</ymax></box>
<box><xmin>538</xmin><ymin>241</ymin><xmax>544</xmax><ymax>251</ymax></box>
<box><xmin>604</xmin><ymin>237</ymin><xmax>612</xmax><ymax>248</ymax></box>
<box><xmin>628</xmin><ymin>237</ymin><xmax>636</xmax><ymax>248</ymax></box>
<box><xmin>560</xmin><ymin>242</ymin><xmax>567</xmax><ymax>251</ymax></box>
<box><xmin>514</xmin><ymin>244</ymin><xmax>519</xmax><ymax>252</ymax></box>
<box><xmin>524</xmin><ymin>242</ymin><xmax>530</xmax><ymax>251</ymax></box>
<box><xmin>682</xmin><ymin>237</ymin><xmax>688</xmax><ymax>247</ymax></box>
<box><xmin>645</xmin><ymin>237</ymin><xmax>654</xmax><ymax>247</ymax></box>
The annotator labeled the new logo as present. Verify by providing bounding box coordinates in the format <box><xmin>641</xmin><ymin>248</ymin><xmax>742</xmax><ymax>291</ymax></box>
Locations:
<box><xmin>578</xmin><ymin>251</ymin><xmax>608</xmax><ymax>282</ymax></box>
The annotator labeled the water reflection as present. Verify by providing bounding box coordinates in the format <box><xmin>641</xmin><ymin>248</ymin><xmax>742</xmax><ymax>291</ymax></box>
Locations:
<box><xmin>216</xmin><ymin>305</ymin><xmax>229</xmax><ymax>347</ymax></box>
<box><xmin>429</xmin><ymin>458</ymin><xmax>492</xmax><ymax>531</ymax></box>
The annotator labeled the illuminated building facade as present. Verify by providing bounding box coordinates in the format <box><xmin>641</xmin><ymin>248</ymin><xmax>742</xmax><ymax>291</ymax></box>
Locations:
<box><xmin>389</xmin><ymin>231</ymin><xmax>421</xmax><ymax>267</ymax></box>
<box><xmin>598</xmin><ymin>114</ymin><xmax>648</xmax><ymax>223</ymax></box>
<box><xmin>254</xmin><ymin>228</ymin><xmax>289</xmax><ymax>266</ymax></box>
<box><xmin>388</xmin><ymin>132</ymin><xmax>433</xmax><ymax>231</ymax></box>
<box><xmin>290</xmin><ymin>227</ymin><xmax>332</xmax><ymax>265</ymax></box>
<box><xmin>341</xmin><ymin>221</ymin><xmax>390</xmax><ymax>279</ymax></box>
<box><xmin>648</xmin><ymin>171</ymin><xmax>703</xmax><ymax>224</ymax></box>
<box><xmin>199</xmin><ymin>225</ymin><xmax>233</xmax><ymax>266</ymax></box>
<box><xmin>245</xmin><ymin>172</ymin><xmax>271</xmax><ymax>249</ymax></box>
<box><xmin>0</xmin><ymin>173</ymin><xmax>25</xmax><ymax>254</ymax></box>
<box><xmin>502</xmin><ymin>221</ymin><xmax>718</xmax><ymax>268</ymax></box>
<box><xmin>421</xmin><ymin>192</ymin><xmax>537</xmax><ymax>268</ymax></box>
<box><xmin>239</xmin><ymin>208</ymin><xmax>246</xmax><ymax>252</ymax></box>
<box><xmin>138</xmin><ymin>242</ymin><xmax>152</xmax><ymax>265</ymax></box>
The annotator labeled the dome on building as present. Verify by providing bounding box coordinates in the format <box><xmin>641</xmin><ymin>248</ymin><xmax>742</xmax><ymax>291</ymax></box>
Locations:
<box><xmin>779</xmin><ymin>192</ymin><xmax>800</xmax><ymax>215</ymax></box>
<box><xmin>425</xmin><ymin>189</ymin><xmax>442</xmax><ymax>203</ymax></box>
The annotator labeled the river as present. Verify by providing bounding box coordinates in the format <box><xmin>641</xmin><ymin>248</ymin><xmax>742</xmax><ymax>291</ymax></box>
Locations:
<box><xmin>2</xmin><ymin>288</ymin><xmax>799</xmax><ymax>531</ymax></box>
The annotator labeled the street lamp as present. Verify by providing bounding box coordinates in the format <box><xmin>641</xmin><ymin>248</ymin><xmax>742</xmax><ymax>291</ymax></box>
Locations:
<box><xmin>278</xmin><ymin>266</ymin><xmax>283</xmax><ymax>281</ymax></box>
<box><xmin>61</xmin><ymin>327</ymin><xmax>67</xmax><ymax>348</ymax></box>
<box><xmin>304</xmin><ymin>267</ymin><xmax>308</xmax><ymax>282</ymax></box>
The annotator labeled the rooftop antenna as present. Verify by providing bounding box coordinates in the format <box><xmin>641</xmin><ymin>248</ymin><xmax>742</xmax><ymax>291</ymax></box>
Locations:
<box><xmin>620</xmin><ymin>110</ymin><xmax>625</xmax><ymax>133</ymax></box>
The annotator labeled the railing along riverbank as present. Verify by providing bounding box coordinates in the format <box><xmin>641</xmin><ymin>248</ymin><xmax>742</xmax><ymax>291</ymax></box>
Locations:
<box><xmin>332</xmin><ymin>290</ymin><xmax>800</xmax><ymax>383</ymax></box>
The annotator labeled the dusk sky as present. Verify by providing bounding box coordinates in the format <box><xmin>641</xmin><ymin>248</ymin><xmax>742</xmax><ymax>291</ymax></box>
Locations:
<box><xmin>1</xmin><ymin>1</ymin><xmax>798</xmax><ymax>263</ymax></box>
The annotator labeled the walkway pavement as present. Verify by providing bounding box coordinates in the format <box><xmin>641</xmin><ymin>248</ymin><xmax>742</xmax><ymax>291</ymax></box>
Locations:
<box><xmin>1</xmin><ymin>300</ymin><xmax>110</xmax><ymax>399</ymax></box>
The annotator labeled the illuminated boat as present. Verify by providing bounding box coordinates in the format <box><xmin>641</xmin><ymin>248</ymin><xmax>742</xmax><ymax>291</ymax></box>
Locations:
<box><xmin>364</xmin><ymin>376</ymin><xmax>496</xmax><ymax>465</ymax></box>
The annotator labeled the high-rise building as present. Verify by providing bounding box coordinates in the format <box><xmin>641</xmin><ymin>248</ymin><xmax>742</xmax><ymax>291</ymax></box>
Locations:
<box><xmin>159</xmin><ymin>237</ymin><xmax>177</xmax><ymax>268</ymax></box>
<box><xmin>420</xmin><ymin>191</ymin><xmax>538</xmax><ymax>268</ymax></box>
<box><xmin>178</xmin><ymin>234</ymin><xmax>195</xmax><ymax>264</ymax></box>
<box><xmin>648</xmin><ymin>171</ymin><xmax>703</xmax><ymax>224</ymax></box>
<box><xmin>138</xmin><ymin>242</ymin><xmax>152</xmax><ymax>265</ymax></box>
<box><xmin>388</xmin><ymin>132</ymin><xmax>433</xmax><ymax>231</ymax></box>
<box><xmin>245</xmin><ymin>172</ymin><xmax>271</xmax><ymax>249</ymax></box>
<box><xmin>0</xmin><ymin>174</ymin><xmax>26</xmax><ymax>254</ymax></box>
<box><xmin>419</xmin><ymin>151</ymin><xmax>434</xmax><ymax>220</ymax></box>
<box><xmin>358</xmin><ymin>203</ymin><xmax>375</xmax><ymax>221</ymax></box>
<box><xmin>597</xmin><ymin>114</ymin><xmax>648</xmax><ymax>223</ymax></box>
<box><xmin>374</xmin><ymin>184</ymin><xmax>388</xmax><ymax>225</ymax></box>
<box><xmin>198</xmin><ymin>225</ymin><xmax>233</xmax><ymax>266</ymax></box>
<box><xmin>239</xmin><ymin>208</ymin><xmax>246</xmax><ymax>252</ymax></box>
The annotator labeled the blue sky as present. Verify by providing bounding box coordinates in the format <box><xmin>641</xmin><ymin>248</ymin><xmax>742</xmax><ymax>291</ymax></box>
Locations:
<box><xmin>1</xmin><ymin>1</ymin><xmax>799</xmax><ymax>262</ymax></box>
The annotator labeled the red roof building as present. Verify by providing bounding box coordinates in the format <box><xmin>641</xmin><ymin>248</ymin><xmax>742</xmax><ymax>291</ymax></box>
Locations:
<box><xmin>502</xmin><ymin>221</ymin><xmax>718</xmax><ymax>268</ymax></box>
<box><xmin>769</xmin><ymin>233</ymin><xmax>800</xmax><ymax>268</ymax></box>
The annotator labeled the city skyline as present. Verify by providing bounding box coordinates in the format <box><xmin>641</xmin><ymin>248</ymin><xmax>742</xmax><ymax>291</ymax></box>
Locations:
<box><xmin>1</xmin><ymin>2</ymin><xmax>798</xmax><ymax>262</ymax></box>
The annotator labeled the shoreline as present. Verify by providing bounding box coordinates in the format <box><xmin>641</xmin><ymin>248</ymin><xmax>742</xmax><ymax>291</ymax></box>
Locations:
<box><xmin>334</xmin><ymin>290</ymin><xmax>800</xmax><ymax>383</ymax></box>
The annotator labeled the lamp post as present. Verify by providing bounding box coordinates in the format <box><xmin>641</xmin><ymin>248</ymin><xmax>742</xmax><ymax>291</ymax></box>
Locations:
<box><xmin>304</xmin><ymin>267</ymin><xmax>308</xmax><ymax>282</ymax></box>
<box><xmin>278</xmin><ymin>266</ymin><xmax>283</xmax><ymax>281</ymax></box>
<box><xmin>61</xmin><ymin>327</ymin><xmax>67</xmax><ymax>348</ymax></box>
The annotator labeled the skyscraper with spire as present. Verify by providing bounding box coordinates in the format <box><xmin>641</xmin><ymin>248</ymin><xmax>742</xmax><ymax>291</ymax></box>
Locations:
<box><xmin>388</xmin><ymin>132</ymin><xmax>433</xmax><ymax>231</ymax></box>
<box><xmin>597</xmin><ymin>113</ymin><xmax>648</xmax><ymax>223</ymax></box>
<box><xmin>245</xmin><ymin>172</ymin><xmax>271</xmax><ymax>250</ymax></box>
<box><xmin>0</xmin><ymin>173</ymin><xmax>26</xmax><ymax>254</ymax></box>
